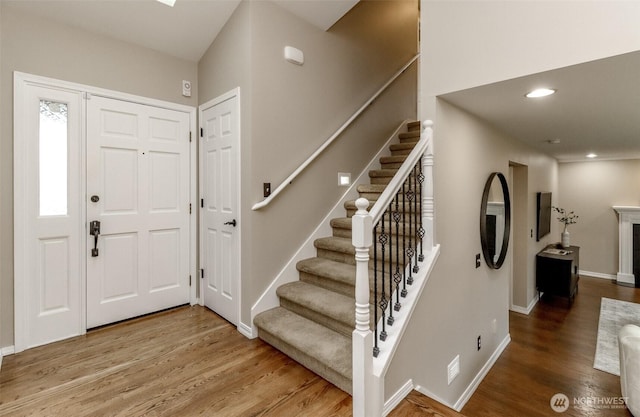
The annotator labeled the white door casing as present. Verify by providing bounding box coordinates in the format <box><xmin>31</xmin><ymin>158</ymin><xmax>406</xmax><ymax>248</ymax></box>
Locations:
<box><xmin>86</xmin><ymin>96</ymin><xmax>191</xmax><ymax>328</ymax></box>
<box><xmin>14</xmin><ymin>73</ymin><xmax>197</xmax><ymax>352</ymax></box>
<box><xmin>199</xmin><ymin>89</ymin><xmax>241</xmax><ymax>326</ymax></box>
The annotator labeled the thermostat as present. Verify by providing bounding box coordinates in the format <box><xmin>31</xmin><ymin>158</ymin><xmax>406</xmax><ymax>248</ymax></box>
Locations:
<box><xmin>284</xmin><ymin>46</ymin><xmax>304</xmax><ymax>66</ymax></box>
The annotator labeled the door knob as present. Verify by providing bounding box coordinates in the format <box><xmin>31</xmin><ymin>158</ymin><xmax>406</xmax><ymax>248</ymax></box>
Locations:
<box><xmin>224</xmin><ymin>219</ymin><xmax>237</xmax><ymax>227</ymax></box>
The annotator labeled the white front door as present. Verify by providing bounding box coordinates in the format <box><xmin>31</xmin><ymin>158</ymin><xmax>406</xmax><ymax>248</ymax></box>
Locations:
<box><xmin>86</xmin><ymin>96</ymin><xmax>191</xmax><ymax>328</ymax></box>
<box><xmin>199</xmin><ymin>89</ymin><xmax>241</xmax><ymax>325</ymax></box>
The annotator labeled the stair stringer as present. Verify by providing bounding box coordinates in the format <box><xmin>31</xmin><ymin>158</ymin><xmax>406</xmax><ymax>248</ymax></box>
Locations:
<box><xmin>247</xmin><ymin>120</ymin><xmax>411</xmax><ymax>338</ymax></box>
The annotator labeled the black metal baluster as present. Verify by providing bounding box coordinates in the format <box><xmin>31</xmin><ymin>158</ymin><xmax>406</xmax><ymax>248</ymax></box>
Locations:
<box><xmin>413</xmin><ymin>165</ymin><xmax>420</xmax><ymax>273</ymax></box>
<box><xmin>373</xmin><ymin>227</ymin><xmax>379</xmax><ymax>357</ymax></box>
<box><xmin>387</xmin><ymin>203</ymin><xmax>395</xmax><ymax>326</ymax></box>
<box><xmin>417</xmin><ymin>157</ymin><xmax>426</xmax><ymax>262</ymax></box>
<box><xmin>393</xmin><ymin>193</ymin><xmax>402</xmax><ymax>311</ymax></box>
<box><xmin>401</xmin><ymin>183</ymin><xmax>408</xmax><ymax>298</ymax></box>
<box><xmin>378</xmin><ymin>213</ymin><xmax>388</xmax><ymax>341</ymax></box>
<box><xmin>406</xmin><ymin>174</ymin><xmax>415</xmax><ymax>286</ymax></box>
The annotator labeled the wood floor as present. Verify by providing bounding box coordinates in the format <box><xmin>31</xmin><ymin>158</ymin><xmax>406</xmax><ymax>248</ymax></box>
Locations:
<box><xmin>462</xmin><ymin>276</ymin><xmax>639</xmax><ymax>417</ymax></box>
<box><xmin>0</xmin><ymin>276</ymin><xmax>637</xmax><ymax>416</ymax></box>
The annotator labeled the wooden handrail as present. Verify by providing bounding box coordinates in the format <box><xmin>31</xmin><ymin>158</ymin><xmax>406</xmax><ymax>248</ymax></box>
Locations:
<box><xmin>251</xmin><ymin>54</ymin><xmax>420</xmax><ymax>211</ymax></box>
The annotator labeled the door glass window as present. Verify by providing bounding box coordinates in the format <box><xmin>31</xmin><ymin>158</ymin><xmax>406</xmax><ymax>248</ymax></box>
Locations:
<box><xmin>39</xmin><ymin>100</ymin><xmax>68</xmax><ymax>216</ymax></box>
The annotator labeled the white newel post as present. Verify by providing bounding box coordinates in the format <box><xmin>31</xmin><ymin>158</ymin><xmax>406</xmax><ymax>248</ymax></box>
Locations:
<box><xmin>352</xmin><ymin>198</ymin><xmax>376</xmax><ymax>417</ymax></box>
<box><xmin>422</xmin><ymin>120</ymin><xmax>435</xmax><ymax>250</ymax></box>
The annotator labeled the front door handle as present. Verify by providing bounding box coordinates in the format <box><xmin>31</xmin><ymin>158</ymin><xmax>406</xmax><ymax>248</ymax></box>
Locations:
<box><xmin>224</xmin><ymin>219</ymin><xmax>237</xmax><ymax>227</ymax></box>
<box><xmin>89</xmin><ymin>220</ymin><xmax>101</xmax><ymax>257</ymax></box>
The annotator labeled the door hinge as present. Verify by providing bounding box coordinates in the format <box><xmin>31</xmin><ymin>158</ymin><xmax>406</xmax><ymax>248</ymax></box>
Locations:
<box><xmin>200</xmin><ymin>198</ymin><xmax>204</xmax><ymax>208</ymax></box>
<box><xmin>189</xmin><ymin>131</ymin><xmax>192</xmax><ymax>142</ymax></box>
<box><xmin>189</xmin><ymin>203</ymin><xmax>192</xmax><ymax>214</ymax></box>
<box><xmin>189</xmin><ymin>275</ymin><xmax>192</xmax><ymax>286</ymax></box>
<box><xmin>200</xmin><ymin>127</ymin><xmax>203</xmax><ymax>138</ymax></box>
<box><xmin>200</xmin><ymin>268</ymin><xmax>204</xmax><ymax>278</ymax></box>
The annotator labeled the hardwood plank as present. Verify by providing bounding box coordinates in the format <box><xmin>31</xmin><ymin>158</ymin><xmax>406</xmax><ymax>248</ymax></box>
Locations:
<box><xmin>1</xmin><ymin>276</ymin><xmax>636</xmax><ymax>416</ymax></box>
<box><xmin>462</xmin><ymin>276</ymin><xmax>638</xmax><ymax>417</ymax></box>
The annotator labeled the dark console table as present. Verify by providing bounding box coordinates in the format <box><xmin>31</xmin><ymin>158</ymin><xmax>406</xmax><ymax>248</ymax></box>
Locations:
<box><xmin>536</xmin><ymin>244</ymin><xmax>580</xmax><ymax>305</ymax></box>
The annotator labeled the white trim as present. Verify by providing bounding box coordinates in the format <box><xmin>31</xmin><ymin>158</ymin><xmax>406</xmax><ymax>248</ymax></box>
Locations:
<box><xmin>383</xmin><ymin>379</ymin><xmax>414</xmax><ymax>416</ymax></box>
<box><xmin>414</xmin><ymin>385</ymin><xmax>455</xmax><ymax>411</ymax></box>
<box><xmin>1</xmin><ymin>346</ymin><xmax>15</xmax><ymax>356</ymax></box>
<box><xmin>198</xmin><ymin>88</ymin><xmax>242</xmax><ymax>328</ymax></box>
<box><xmin>579</xmin><ymin>270</ymin><xmax>616</xmax><ymax>280</ymax></box>
<box><xmin>452</xmin><ymin>333</ymin><xmax>511</xmax><ymax>411</ymax></box>
<box><xmin>249</xmin><ymin>121</ymin><xmax>409</xmax><ymax>337</ymax></box>
<box><xmin>613</xmin><ymin>206</ymin><xmax>640</xmax><ymax>286</ymax></box>
<box><xmin>237</xmin><ymin>322</ymin><xmax>254</xmax><ymax>339</ymax></box>
<box><xmin>13</xmin><ymin>72</ymin><xmax>197</xmax><ymax>352</ymax></box>
<box><xmin>510</xmin><ymin>292</ymin><xmax>539</xmax><ymax>315</ymax></box>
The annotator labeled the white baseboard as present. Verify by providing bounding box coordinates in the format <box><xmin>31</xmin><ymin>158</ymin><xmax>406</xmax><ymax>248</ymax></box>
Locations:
<box><xmin>579</xmin><ymin>270</ymin><xmax>616</xmax><ymax>280</ymax></box>
<box><xmin>414</xmin><ymin>385</ymin><xmax>455</xmax><ymax>411</ymax></box>
<box><xmin>249</xmin><ymin>121</ymin><xmax>408</xmax><ymax>334</ymax></box>
<box><xmin>452</xmin><ymin>333</ymin><xmax>511</xmax><ymax>411</ymax></box>
<box><xmin>1</xmin><ymin>346</ymin><xmax>15</xmax><ymax>356</ymax></box>
<box><xmin>415</xmin><ymin>335</ymin><xmax>512</xmax><ymax>412</ymax></box>
<box><xmin>510</xmin><ymin>293</ymin><xmax>539</xmax><ymax>315</ymax></box>
<box><xmin>383</xmin><ymin>379</ymin><xmax>414</xmax><ymax>416</ymax></box>
<box><xmin>237</xmin><ymin>321</ymin><xmax>256</xmax><ymax>339</ymax></box>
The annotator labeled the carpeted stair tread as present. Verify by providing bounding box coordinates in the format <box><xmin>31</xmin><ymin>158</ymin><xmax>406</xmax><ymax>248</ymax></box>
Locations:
<box><xmin>277</xmin><ymin>281</ymin><xmax>355</xmax><ymax>336</ymax></box>
<box><xmin>369</xmin><ymin>169</ymin><xmax>398</xmax><ymax>178</ymax></box>
<box><xmin>407</xmin><ymin>121</ymin><xmax>421</xmax><ymax>131</ymax></box>
<box><xmin>380</xmin><ymin>155</ymin><xmax>408</xmax><ymax>164</ymax></box>
<box><xmin>297</xmin><ymin>257</ymin><xmax>356</xmax><ymax>286</ymax></box>
<box><xmin>315</xmin><ymin>236</ymin><xmax>355</xmax><ymax>255</ymax></box>
<box><xmin>399</xmin><ymin>130</ymin><xmax>420</xmax><ymax>139</ymax></box>
<box><xmin>357</xmin><ymin>184</ymin><xmax>387</xmax><ymax>193</ymax></box>
<box><xmin>254</xmin><ymin>307</ymin><xmax>352</xmax><ymax>393</ymax></box>
<box><xmin>331</xmin><ymin>216</ymin><xmax>419</xmax><ymax>238</ymax></box>
<box><xmin>389</xmin><ymin>142</ymin><xmax>418</xmax><ymax>151</ymax></box>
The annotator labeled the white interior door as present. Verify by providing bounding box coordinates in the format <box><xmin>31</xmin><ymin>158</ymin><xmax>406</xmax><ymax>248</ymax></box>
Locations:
<box><xmin>200</xmin><ymin>89</ymin><xmax>240</xmax><ymax>325</ymax></box>
<box><xmin>14</xmin><ymin>82</ymin><xmax>84</xmax><ymax>351</ymax></box>
<box><xmin>87</xmin><ymin>96</ymin><xmax>191</xmax><ymax>328</ymax></box>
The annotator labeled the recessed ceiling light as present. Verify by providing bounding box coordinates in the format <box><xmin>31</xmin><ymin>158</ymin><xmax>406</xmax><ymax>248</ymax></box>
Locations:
<box><xmin>586</xmin><ymin>153</ymin><xmax>598</xmax><ymax>158</ymax></box>
<box><xmin>156</xmin><ymin>0</ymin><xmax>176</xmax><ymax>7</ymax></box>
<box><xmin>526</xmin><ymin>88</ymin><xmax>556</xmax><ymax>98</ymax></box>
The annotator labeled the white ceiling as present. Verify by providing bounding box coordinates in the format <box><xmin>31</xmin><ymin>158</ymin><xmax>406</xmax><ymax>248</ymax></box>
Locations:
<box><xmin>440</xmin><ymin>51</ymin><xmax>640</xmax><ymax>162</ymax></box>
<box><xmin>2</xmin><ymin>0</ymin><xmax>359</xmax><ymax>62</ymax></box>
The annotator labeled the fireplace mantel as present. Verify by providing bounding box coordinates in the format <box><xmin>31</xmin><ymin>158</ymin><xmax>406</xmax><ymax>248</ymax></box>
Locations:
<box><xmin>613</xmin><ymin>206</ymin><xmax>640</xmax><ymax>285</ymax></box>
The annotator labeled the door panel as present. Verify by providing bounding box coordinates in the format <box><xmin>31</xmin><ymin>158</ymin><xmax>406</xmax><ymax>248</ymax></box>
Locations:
<box><xmin>87</xmin><ymin>96</ymin><xmax>190</xmax><ymax>328</ymax></box>
<box><xmin>200</xmin><ymin>91</ymin><xmax>240</xmax><ymax>325</ymax></box>
<box><xmin>15</xmin><ymin>84</ymin><xmax>84</xmax><ymax>351</ymax></box>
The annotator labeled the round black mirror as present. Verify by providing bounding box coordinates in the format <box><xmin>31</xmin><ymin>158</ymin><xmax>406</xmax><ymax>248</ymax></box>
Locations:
<box><xmin>480</xmin><ymin>172</ymin><xmax>511</xmax><ymax>269</ymax></box>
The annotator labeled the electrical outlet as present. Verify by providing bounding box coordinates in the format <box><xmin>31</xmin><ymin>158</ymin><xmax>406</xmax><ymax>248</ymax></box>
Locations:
<box><xmin>492</xmin><ymin>319</ymin><xmax>497</xmax><ymax>334</ymax></box>
<box><xmin>477</xmin><ymin>335</ymin><xmax>481</xmax><ymax>351</ymax></box>
<box><xmin>475</xmin><ymin>253</ymin><xmax>481</xmax><ymax>268</ymax></box>
<box><xmin>263</xmin><ymin>183</ymin><xmax>271</xmax><ymax>198</ymax></box>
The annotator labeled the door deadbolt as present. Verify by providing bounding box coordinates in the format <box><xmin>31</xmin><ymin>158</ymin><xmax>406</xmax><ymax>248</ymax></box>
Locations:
<box><xmin>91</xmin><ymin>195</ymin><xmax>100</xmax><ymax>203</ymax></box>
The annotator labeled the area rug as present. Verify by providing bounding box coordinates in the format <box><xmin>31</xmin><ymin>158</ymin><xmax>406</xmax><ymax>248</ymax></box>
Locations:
<box><xmin>594</xmin><ymin>297</ymin><xmax>640</xmax><ymax>375</ymax></box>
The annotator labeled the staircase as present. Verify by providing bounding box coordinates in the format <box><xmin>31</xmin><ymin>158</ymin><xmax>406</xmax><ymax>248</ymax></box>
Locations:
<box><xmin>254</xmin><ymin>121</ymin><xmax>421</xmax><ymax>394</ymax></box>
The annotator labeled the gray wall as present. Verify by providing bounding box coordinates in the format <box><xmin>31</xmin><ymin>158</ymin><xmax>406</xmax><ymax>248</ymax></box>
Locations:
<box><xmin>558</xmin><ymin>159</ymin><xmax>640</xmax><ymax>276</ymax></box>
<box><xmin>0</xmin><ymin>5</ymin><xmax>198</xmax><ymax>347</ymax></box>
<box><xmin>398</xmin><ymin>0</ymin><xmax>640</xmax><ymax>408</ymax></box>
<box><xmin>198</xmin><ymin>0</ymin><xmax>418</xmax><ymax>326</ymax></box>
